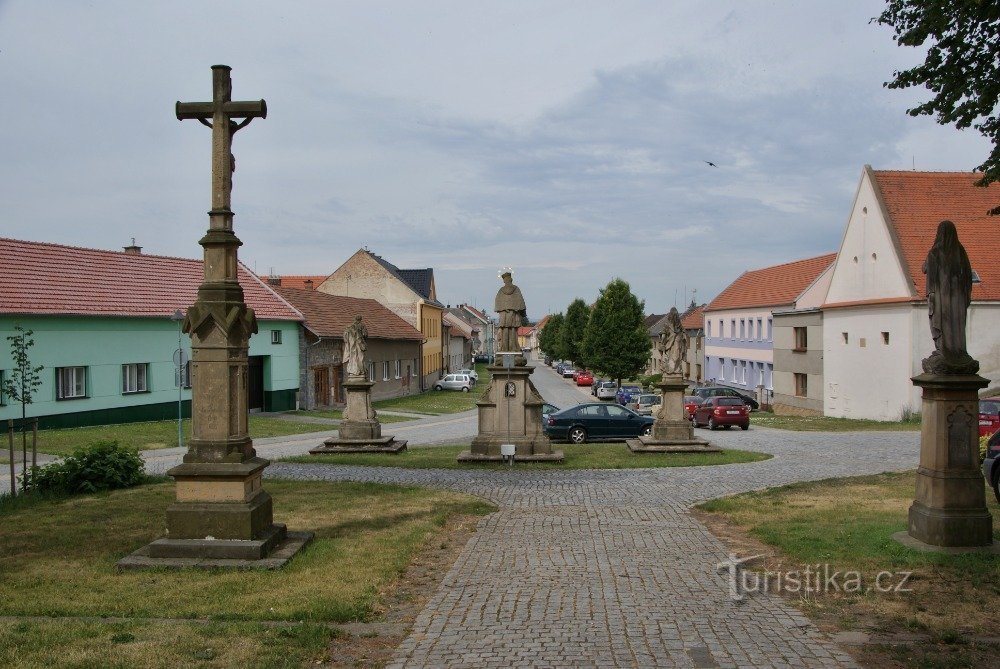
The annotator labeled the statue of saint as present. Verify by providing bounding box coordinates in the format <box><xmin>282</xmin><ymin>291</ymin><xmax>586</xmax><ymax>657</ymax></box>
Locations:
<box><xmin>343</xmin><ymin>315</ymin><xmax>369</xmax><ymax>379</ymax></box>
<box><xmin>922</xmin><ymin>220</ymin><xmax>978</xmax><ymax>375</ymax></box>
<box><xmin>495</xmin><ymin>270</ymin><xmax>527</xmax><ymax>360</ymax></box>
<box><xmin>657</xmin><ymin>307</ymin><xmax>688</xmax><ymax>377</ymax></box>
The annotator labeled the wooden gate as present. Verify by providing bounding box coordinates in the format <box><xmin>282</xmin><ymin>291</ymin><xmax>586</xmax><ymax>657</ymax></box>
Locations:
<box><xmin>313</xmin><ymin>366</ymin><xmax>330</xmax><ymax>407</ymax></box>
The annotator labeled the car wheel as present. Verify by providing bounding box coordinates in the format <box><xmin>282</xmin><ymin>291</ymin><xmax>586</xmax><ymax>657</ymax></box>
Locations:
<box><xmin>434</xmin><ymin>384</ymin><xmax>443</xmax><ymax>391</ymax></box>
<box><xmin>708</xmin><ymin>417</ymin><xmax>717</xmax><ymax>431</ymax></box>
<box><xmin>741</xmin><ymin>423</ymin><xmax>749</xmax><ymax>431</ymax></box>
<box><xmin>568</xmin><ymin>426</ymin><xmax>587</xmax><ymax>444</ymax></box>
<box><xmin>641</xmin><ymin>425</ymin><xmax>652</xmax><ymax>437</ymax></box>
<box><xmin>461</xmin><ymin>386</ymin><xmax>470</xmax><ymax>392</ymax></box>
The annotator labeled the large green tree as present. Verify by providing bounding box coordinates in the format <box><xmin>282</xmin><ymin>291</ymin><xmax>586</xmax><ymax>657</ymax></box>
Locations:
<box><xmin>876</xmin><ymin>1</ymin><xmax>1000</xmax><ymax>200</ymax></box>
<box><xmin>560</xmin><ymin>299</ymin><xmax>591</xmax><ymax>366</ymax></box>
<box><xmin>580</xmin><ymin>279</ymin><xmax>650</xmax><ymax>384</ymax></box>
<box><xmin>538</xmin><ymin>312</ymin><xmax>564</xmax><ymax>357</ymax></box>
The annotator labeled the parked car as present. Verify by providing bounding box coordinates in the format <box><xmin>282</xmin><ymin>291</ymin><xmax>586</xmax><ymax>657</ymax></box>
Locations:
<box><xmin>555</xmin><ymin>362</ymin><xmax>569</xmax><ymax>375</ymax></box>
<box><xmin>616</xmin><ymin>384</ymin><xmax>643</xmax><ymax>405</ymax></box>
<box><xmin>575</xmin><ymin>370</ymin><xmax>594</xmax><ymax>386</ymax></box>
<box><xmin>473</xmin><ymin>354</ymin><xmax>492</xmax><ymax>364</ymax></box>
<box><xmin>979</xmin><ymin>398</ymin><xmax>1000</xmax><ymax>438</ymax></box>
<box><xmin>692</xmin><ymin>386</ymin><xmax>760</xmax><ymax>411</ymax></box>
<box><xmin>544</xmin><ymin>402</ymin><xmax>654</xmax><ymax>444</ymax></box>
<box><xmin>456</xmin><ymin>368</ymin><xmax>479</xmax><ymax>383</ymax></box>
<box><xmin>630</xmin><ymin>393</ymin><xmax>661</xmax><ymax>416</ymax></box>
<box><xmin>544</xmin><ymin>355</ymin><xmax>553</xmax><ymax>366</ymax></box>
<box><xmin>683</xmin><ymin>395</ymin><xmax>703</xmax><ymax>421</ymax></box>
<box><xmin>595</xmin><ymin>381</ymin><xmax>618</xmax><ymax>400</ymax></box>
<box><xmin>693</xmin><ymin>397</ymin><xmax>750</xmax><ymax>430</ymax></box>
<box><xmin>433</xmin><ymin>373</ymin><xmax>474</xmax><ymax>392</ymax></box>
<box><xmin>982</xmin><ymin>429</ymin><xmax>1000</xmax><ymax>504</ymax></box>
<box><xmin>542</xmin><ymin>402</ymin><xmax>559</xmax><ymax>418</ymax></box>
<box><xmin>562</xmin><ymin>366</ymin><xmax>578</xmax><ymax>378</ymax></box>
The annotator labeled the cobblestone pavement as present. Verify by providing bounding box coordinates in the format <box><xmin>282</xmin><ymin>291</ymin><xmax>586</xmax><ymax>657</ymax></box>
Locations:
<box><xmin>270</xmin><ymin>426</ymin><xmax>920</xmax><ymax>668</ymax></box>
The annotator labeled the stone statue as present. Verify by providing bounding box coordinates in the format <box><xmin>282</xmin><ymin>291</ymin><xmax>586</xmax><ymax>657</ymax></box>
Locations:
<box><xmin>495</xmin><ymin>270</ymin><xmax>527</xmax><ymax>358</ymax></box>
<box><xmin>657</xmin><ymin>307</ymin><xmax>688</xmax><ymax>376</ymax></box>
<box><xmin>343</xmin><ymin>315</ymin><xmax>368</xmax><ymax>379</ymax></box>
<box><xmin>921</xmin><ymin>220</ymin><xmax>978</xmax><ymax>375</ymax></box>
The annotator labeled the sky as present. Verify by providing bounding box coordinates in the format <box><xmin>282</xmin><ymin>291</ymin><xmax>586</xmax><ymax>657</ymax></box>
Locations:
<box><xmin>0</xmin><ymin>1</ymin><xmax>991</xmax><ymax>319</ymax></box>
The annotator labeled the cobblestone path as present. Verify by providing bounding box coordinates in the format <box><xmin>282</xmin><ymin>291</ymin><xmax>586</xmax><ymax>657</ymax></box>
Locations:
<box><xmin>270</xmin><ymin>427</ymin><xmax>919</xmax><ymax>668</ymax></box>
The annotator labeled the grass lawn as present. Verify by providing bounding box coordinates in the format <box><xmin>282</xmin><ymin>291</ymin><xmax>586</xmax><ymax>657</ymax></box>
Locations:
<box><xmin>289</xmin><ymin>443</ymin><xmax>771</xmax><ymax>470</ymax></box>
<box><xmin>750</xmin><ymin>413</ymin><xmax>921</xmax><ymax>432</ymax></box>
<box><xmin>0</xmin><ymin>479</ymin><xmax>494</xmax><ymax>668</ymax></box>
<box><xmin>371</xmin><ymin>364</ymin><xmax>492</xmax><ymax>415</ymax></box>
<box><xmin>17</xmin><ymin>417</ymin><xmax>341</xmax><ymax>458</ymax></box>
<box><xmin>697</xmin><ymin>471</ymin><xmax>1000</xmax><ymax>668</ymax></box>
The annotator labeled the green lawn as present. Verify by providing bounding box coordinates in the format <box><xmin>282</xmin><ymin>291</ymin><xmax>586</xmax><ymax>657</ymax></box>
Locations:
<box><xmin>18</xmin><ymin>417</ymin><xmax>340</xmax><ymax>458</ymax></box>
<box><xmin>372</xmin><ymin>363</ymin><xmax>492</xmax><ymax>415</ymax></box>
<box><xmin>750</xmin><ymin>412</ymin><xmax>921</xmax><ymax>431</ymax></box>
<box><xmin>0</xmin><ymin>479</ymin><xmax>494</xmax><ymax>668</ymax></box>
<box><xmin>288</xmin><ymin>443</ymin><xmax>770</xmax><ymax>470</ymax></box>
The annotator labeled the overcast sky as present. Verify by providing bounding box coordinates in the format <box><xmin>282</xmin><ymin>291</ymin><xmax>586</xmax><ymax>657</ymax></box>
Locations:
<box><xmin>0</xmin><ymin>1</ymin><xmax>990</xmax><ymax>318</ymax></box>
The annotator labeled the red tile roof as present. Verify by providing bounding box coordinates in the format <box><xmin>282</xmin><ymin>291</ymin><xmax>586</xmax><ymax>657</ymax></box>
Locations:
<box><xmin>680</xmin><ymin>304</ymin><xmax>705</xmax><ymax>330</ymax></box>
<box><xmin>265</xmin><ymin>275</ymin><xmax>328</xmax><ymax>290</ymax></box>
<box><xmin>0</xmin><ymin>238</ymin><xmax>301</xmax><ymax>320</ymax></box>
<box><xmin>275</xmin><ymin>287</ymin><xmax>423</xmax><ymax>340</ymax></box>
<box><xmin>461</xmin><ymin>304</ymin><xmax>489</xmax><ymax>323</ymax></box>
<box><xmin>871</xmin><ymin>170</ymin><xmax>1000</xmax><ymax>301</ymax></box>
<box><xmin>707</xmin><ymin>253</ymin><xmax>837</xmax><ymax>311</ymax></box>
<box><xmin>517</xmin><ymin>326</ymin><xmax>534</xmax><ymax>337</ymax></box>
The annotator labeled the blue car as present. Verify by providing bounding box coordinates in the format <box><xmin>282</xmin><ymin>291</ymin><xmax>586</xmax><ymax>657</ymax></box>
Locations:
<box><xmin>544</xmin><ymin>402</ymin><xmax>654</xmax><ymax>444</ymax></box>
<box><xmin>615</xmin><ymin>384</ymin><xmax>643</xmax><ymax>406</ymax></box>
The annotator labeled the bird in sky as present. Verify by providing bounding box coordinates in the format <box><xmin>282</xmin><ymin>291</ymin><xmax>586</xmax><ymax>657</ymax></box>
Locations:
<box><xmin>704</xmin><ymin>161</ymin><xmax>718</xmax><ymax>168</ymax></box>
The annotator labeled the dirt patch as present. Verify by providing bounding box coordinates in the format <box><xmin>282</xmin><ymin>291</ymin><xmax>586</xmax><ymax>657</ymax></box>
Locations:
<box><xmin>693</xmin><ymin>508</ymin><xmax>1000</xmax><ymax>668</ymax></box>
<box><xmin>321</xmin><ymin>513</ymin><xmax>481</xmax><ymax>668</ymax></box>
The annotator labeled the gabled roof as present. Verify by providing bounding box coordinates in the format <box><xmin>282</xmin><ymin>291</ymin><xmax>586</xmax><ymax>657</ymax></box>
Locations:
<box><xmin>442</xmin><ymin>312</ymin><xmax>473</xmax><ymax>339</ymax></box>
<box><xmin>680</xmin><ymin>304</ymin><xmax>706</xmax><ymax>330</ymax></box>
<box><xmin>460</xmin><ymin>304</ymin><xmax>490</xmax><ymax>323</ymax></box>
<box><xmin>644</xmin><ymin>313</ymin><xmax>666</xmax><ymax>328</ymax></box>
<box><xmin>0</xmin><ymin>238</ymin><xmax>301</xmax><ymax>320</ymax></box>
<box><xmin>870</xmin><ymin>169</ymin><xmax>1000</xmax><ymax>301</ymax></box>
<box><xmin>707</xmin><ymin>253</ymin><xmax>837</xmax><ymax>312</ymax></box>
<box><xmin>366</xmin><ymin>251</ymin><xmax>444</xmax><ymax>306</ymax></box>
<box><xmin>517</xmin><ymin>326</ymin><xmax>534</xmax><ymax>337</ymax></box>
<box><xmin>445</xmin><ymin>307</ymin><xmax>482</xmax><ymax>333</ymax></box>
<box><xmin>275</xmin><ymin>287</ymin><xmax>422</xmax><ymax>340</ymax></box>
<box><xmin>648</xmin><ymin>314</ymin><xmax>671</xmax><ymax>337</ymax></box>
<box><xmin>535</xmin><ymin>314</ymin><xmax>551</xmax><ymax>330</ymax></box>
<box><xmin>265</xmin><ymin>275</ymin><xmax>328</xmax><ymax>290</ymax></box>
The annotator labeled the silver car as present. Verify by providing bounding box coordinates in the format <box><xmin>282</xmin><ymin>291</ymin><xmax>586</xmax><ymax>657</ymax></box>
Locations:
<box><xmin>434</xmin><ymin>373</ymin><xmax>474</xmax><ymax>392</ymax></box>
<box><xmin>595</xmin><ymin>381</ymin><xmax>618</xmax><ymax>400</ymax></box>
<box><xmin>455</xmin><ymin>368</ymin><xmax>479</xmax><ymax>383</ymax></box>
<box><xmin>630</xmin><ymin>393</ymin><xmax>661</xmax><ymax>415</ymax></box>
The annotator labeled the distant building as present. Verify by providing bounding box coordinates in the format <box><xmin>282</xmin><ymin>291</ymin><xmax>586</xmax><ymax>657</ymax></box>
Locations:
<box><xmin>704</xmin><ymin>253</ymin><xmax>836</xmax><ymax>407</ymax></box>
<box><xmin>0</xmin><ymin>238</ymin><xmax>302</xmax><ymax>429</ymax></box>
<box><xmin>442</xmin><ymin>312</ymin><xmax>474</xmax><ymax>372</ymax></box>
<box><xmin>274</xmin><ymin>287</ymin><xmax>423</xmax><ymax>407</ymax></box>
<box><xmin>317</xmin><ymin>249</ymin><xmax>445</xmax><ymax>390</ymax></box>
<box><xmin>821</xmin><ymin>167</ymin><xmax>1000</xmax><ymax>420</ymax></box>
<box><xmin>680</xmin><ymin>305</ymin><xmax>707</xmax><ymax>385</ymax></box>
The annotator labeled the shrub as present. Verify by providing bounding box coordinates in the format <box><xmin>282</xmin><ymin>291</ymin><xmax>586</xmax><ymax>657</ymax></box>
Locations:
<box><xmin>21</xmin><ymin>440</ymin><xmax>145</xmax><ymax>494</ymax></box>
<box><xmin>980</xmin><ymin>435</ymin><xmax>990</xmax><ymax>463</ymax></box>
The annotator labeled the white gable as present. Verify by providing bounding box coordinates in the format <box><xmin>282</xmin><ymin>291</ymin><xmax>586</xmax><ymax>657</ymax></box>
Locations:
<box><xmin>824</xmin><ymin>168</ymin><xmax>913</xmax><ymax>304</ymax></box>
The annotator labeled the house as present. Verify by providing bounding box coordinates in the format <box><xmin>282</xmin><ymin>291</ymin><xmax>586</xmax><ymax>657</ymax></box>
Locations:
<box><xmin>442</xmin><ymin>312</ymin><xmax>474</xmax><ymax>373</ymax></box>
<box><xmin>316</xmin><ymin>249</ymin><xmax>445</xmax><ymax>390</ymax></box>
<box><xmin>0</xmin><ymin>238</ymin><xmax>302</xmax><ymax>429</ymax></box>
<box><xmin>456</xmin><ymin>304</ymin><xmax>494</xmax><ymax>359</ymax></box>
<box><xmin>274</xmin><ymin>286</ymin><xmax>423</xmax><ymax>407</ymax></box>
<box><xmin>822</xmin><ymin>168</ymin><xmax>1000</xmax><ymax>420</ymax></box>
<box><xmin>680</xmin><ymin>305</ymin><xmax>707</xmax><ymax>385</ymax></box>
<box><xmin>526</xmin><ymin>315</ymin><xmax>550</xmax><ymax>356</ymax></box>
<box><xmin>445</xmin><ymin>305</ymin><xmax>484</xmax><ymax>357</ymax></box>
<box><xmin>704</xmin><ymin>253</ymin><xmax>837</xmax><ymax>407</ymax></box>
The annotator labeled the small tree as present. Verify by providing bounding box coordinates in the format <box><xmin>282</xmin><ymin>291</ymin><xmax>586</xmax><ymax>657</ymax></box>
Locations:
<box><xmin>4</xmin><ymin>325</ymin><xmax>43</xmax><ymax>492</ymax></box>
<box><xmin>581</xmin><ymin>279</ymin><xmax>650</xmax><ymax>385</ymax></box>
<box><xmin>560</xmin><ymin>299</ymin><xmax>591</xmax><ymax>367</ymax></box>
<box><xmin>538</xmin><ymin>312</ymin><xmax>564</xmax><ymax>357</ymax></box>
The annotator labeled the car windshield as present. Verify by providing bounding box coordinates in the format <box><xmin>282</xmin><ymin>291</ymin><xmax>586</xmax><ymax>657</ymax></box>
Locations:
<box><xmin>718</xmin><ymin>398</ymin><xmax>744</xmax><ymax>406</ymax></box>
<box><xmin>684</xmin><ymin>396</ymin><xmax>701</xmax><ymax>403</ymax></box>
<box><xmin>981</xmin><ymin>401</ymin><xmax>1000</xmax><ymax>415</ymax></box>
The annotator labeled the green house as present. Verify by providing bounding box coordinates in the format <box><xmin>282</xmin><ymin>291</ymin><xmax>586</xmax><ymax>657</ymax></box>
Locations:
<box><xmin>0</xmin><ymin>238</ymin><xmax>302</xmax><ymax>429</ymax></box>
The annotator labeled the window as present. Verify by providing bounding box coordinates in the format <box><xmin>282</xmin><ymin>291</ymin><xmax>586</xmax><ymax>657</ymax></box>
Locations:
<box><xmin>56</xmin><ymin>366</ymin><xmax>87</xmax><ymax>399</ymax></box>
<box><xmin>731</xmin><ymin>359</ymin><xmax>738</xmax><ymax>382</ymax></box>
<box><xmin>395</xmin><ymin>360</ymin><xmax>402</xmax><ymax>379</ymax></box>
<box><xmin>270</xmin><ymin>329</ymin><xmax>282</xmax><ymax>344</ymax></box>
<box><xmin>859</xmin><ymin>337</ymin><xmax>867</xmax><ymax>348</ymax></box>
<box><xmin>180</xmin><ymin>360</ymin><xmax>193</xmax><ymax>389</ymax></box>
<box><xmin>0</xmin><ymin>370</ymin><xmax>5</xmax><ymax>405</ymax></box>
<box><xmin>706</xmin><ymin>321</ymin><xmax>712</xmax><ymax>337</ymax></box>
<box><xmin>842</xmin><ymin>332</ymin><xmax>849</xmax><ymax>344</ymax></box>
<box><xmin>368</xmin><ymin>362</ymin><xmax>375</xmax><ymax>382</ymax></box>
<box><xmin>412</xmin><ymin>360</ymin><xmax>418</xmax><ymax>377</ymax></box>
<box><xmin>382</xmin><ymin>361</ymin><xmax>390</xmax><ymax>381</ymax></box>
<box><xmin>793</xmin><ymin>327</ymin><xmax>808</xmax><ymax>351</ymax></box>
<box><xmin>122</xmin><ymin>363</ymin><xmax>148</xmax><ymax>394</ymax></box>
<box><xmin>766</xmin><ymin>318</ymin><xmax>773</xmax><ymax>340</ymax></box>
<box><xmin>794</xmin><ymin>373</ymin><xmax>808</xmax><ymax>397</ymax></box>
<box><xmin>739</xmin><ymin>319</ymin><xmax>745</xmax><ymax>339</ymax></box>
<box><xmin>881</xmin><ymin>331</ymin><xmax>890</xmax><ymax>345</ymax></box>
<box><xmin>719</xmin><ymin>320</ymin><xmax>724</xmax><ymax>337</ymax></box>
<box><xmin>756</xmin><ymin>318</ymin><xmax>763</xmax><ymax>341</ymax></box>
<box><xmin>730</xmin><ymin>320</ymin><xmax>736</xmax><ymax>339</ymax></box>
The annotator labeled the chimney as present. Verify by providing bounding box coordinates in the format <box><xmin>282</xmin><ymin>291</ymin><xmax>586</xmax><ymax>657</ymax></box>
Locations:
<box><xmin>267</xmin><ymin>276</ymin><xmax>281</xmax><ymax>286</ymax></box>
<box><xmin>123</xmin><ymin>237</ymin><xmax>142</xmax><ymax>255</ymax></box>
<box><xmin>303</xmin><ymin>279</ymin><xmax>314</xmax><ymax>290</ymax></box>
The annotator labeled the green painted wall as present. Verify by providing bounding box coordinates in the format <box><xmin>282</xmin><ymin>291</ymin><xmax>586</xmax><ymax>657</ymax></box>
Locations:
<box><xmin>0</xmin><ymin>315</ymin><xmax>299</xmax><ymax>428</ymax></box>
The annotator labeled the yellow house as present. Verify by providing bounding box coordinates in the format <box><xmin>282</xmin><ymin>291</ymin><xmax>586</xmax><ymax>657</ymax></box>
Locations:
<box><xmin>317</xmin><ymin>249</ymin><xmax>444</xmax><ymax>389</ymax></box>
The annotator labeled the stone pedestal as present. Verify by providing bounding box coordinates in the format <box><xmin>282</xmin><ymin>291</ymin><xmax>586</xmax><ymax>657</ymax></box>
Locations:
<box><xmin>626</xmin><ymin>376</ymin><xmax>719</xmax><ymax>453</ymax></box>
<box><xmin>903</xmin><ymin>373</ymin><xmax>993</xmax><ymax>548</ymax></box>
<box><xmin>458</xmin><ymin>365</ymin><xmax>563</xmax><ymax>462</ymax></box>
<box><xmin>311</xmin><ymin>378</ymin><xmax>406</xmax><ymax>454</ymax></box>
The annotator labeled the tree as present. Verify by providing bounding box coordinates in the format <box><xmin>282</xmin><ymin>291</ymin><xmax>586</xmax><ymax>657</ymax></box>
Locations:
<box><xmin>876</xmin><ymin>1</ymin><xmax>1000</xmax><ymax>200</ymax></box>
<box><xmin>538</xmin><ymin>312</ymin><xmax>564</xmax><ymax>357</ymax></box>
<box><xmin>581</xmin><ymin>279</ymin><xmax>651</xmax><ymax>385</ymax></box>
<box><xmin>560</xmin><ymin>299</ymin><xmax>591</xmax><ymax>366</ymax></box>
<box><xmin>4</xmin><ymin>325</ymin><xmax>43</xmax><ymax>494</ymax></box>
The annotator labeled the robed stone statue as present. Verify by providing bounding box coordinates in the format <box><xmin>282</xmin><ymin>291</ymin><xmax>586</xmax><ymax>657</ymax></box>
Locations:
<box><xmin>657</xmin><ymin>308</ymin><xmax>688</xmax><ymax>377</ymax></box>
<box><xmin>343</xmin><ymin>315</ymin><xmax>369</xmax><ymax>379</ymax></box>
<box><xmin>921</xmin><ymin>220</ymin><xmax>978</xmax><ymax>375</ymax></box>
<box><xmin>495</xmin><ymin>270</ymin><xmax>527</xmax><ymax>357</ymax></box>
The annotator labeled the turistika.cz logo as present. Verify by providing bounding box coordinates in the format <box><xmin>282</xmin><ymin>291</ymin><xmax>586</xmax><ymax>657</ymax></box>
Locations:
<box><xmin>716</xmin><ymin>554</ymin><xmax>913</xmax><ymax>602</ymax></box>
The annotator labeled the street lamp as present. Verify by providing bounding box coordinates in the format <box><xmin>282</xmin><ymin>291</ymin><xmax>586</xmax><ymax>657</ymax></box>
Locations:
<box><xmin>171</xmin><ymin>309</ymin><xmax>185</xmax><ymax>449</ymax></box>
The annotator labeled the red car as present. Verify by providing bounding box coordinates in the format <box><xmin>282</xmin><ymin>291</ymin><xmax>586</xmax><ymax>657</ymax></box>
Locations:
<box><xmin>683</xmin><ymin>395</ymin><xmax>703</xmax><ymax>421</ymax></box>
<box><xmin>981</xmin><ymin>398</ymin><xmax>1000</xmax><ymax>438</ymax></box>
<box><xmin>693</xmin><ymin>397</ymin><xmax>749</xmax><ymax>430</ymax></box>
<box><xmin>575</xmin><ymin>370</ymin><xmax>594</xmax><ymax>386</ymax></box>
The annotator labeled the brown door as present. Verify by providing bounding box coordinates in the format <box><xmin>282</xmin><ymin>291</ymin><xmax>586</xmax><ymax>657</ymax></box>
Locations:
<box><xmin>247</xmin><ymin>356</ymin><xmax>265</xmax><ymax>412</ymax></box>
<box><xmin>313</xmin><ymin>366</ymin><xmax>330</xmax><ymax>407</ymax></box>
<box><xmin>331</xmin><ymin>365</ymin><xmax>343</xmax><ymax>404</ymax></box>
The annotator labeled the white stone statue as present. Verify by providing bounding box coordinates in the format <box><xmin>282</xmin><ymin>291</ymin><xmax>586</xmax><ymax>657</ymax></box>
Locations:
<box><xmin>657</xmin><ymin>308</ymin><xmax>687</xmax><ymax>377</ymax></box>
<box><xmin>343</xmin><ymin>315</ymin><xmax>368</xmax><ymax>379</ymax></box>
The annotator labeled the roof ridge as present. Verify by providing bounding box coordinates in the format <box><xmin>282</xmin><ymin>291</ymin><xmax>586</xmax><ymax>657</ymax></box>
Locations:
<box><xmin>0</xmin><ymin>237</ymin><xmax>201</xmax><ymax>263</ymax></box>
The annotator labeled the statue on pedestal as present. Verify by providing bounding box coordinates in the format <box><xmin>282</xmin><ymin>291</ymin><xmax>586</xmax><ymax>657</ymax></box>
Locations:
<box><xmin>343</xmin><ymin>315</ymin><xmax>368</xmax><ymax>379</ymax></box>
<box><xmin>922</xmin><ymin>220</ymin><xmax>978</xmax><ymax>375</ymax></box>
<box><xmin>657</xmin><ymin>308</ymin><xmax>688</xmax><ymax>377</ymax></box>
<box><xmin>495</xmin><ymin>269</ymin><xmax>527</xmax><ymax>361</ymax></box>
